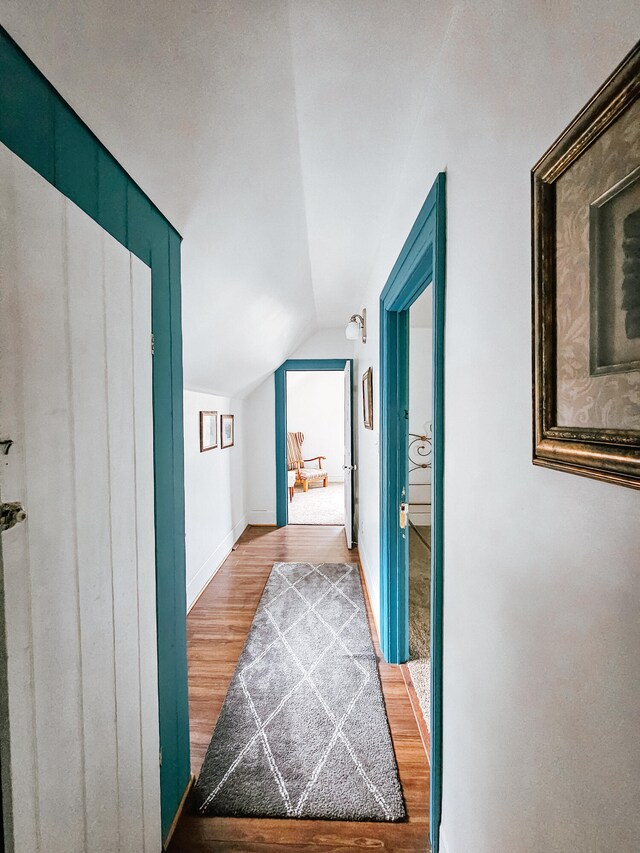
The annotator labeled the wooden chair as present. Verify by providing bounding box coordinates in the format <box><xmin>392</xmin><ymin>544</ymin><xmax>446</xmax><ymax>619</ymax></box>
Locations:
<box><xmin>288</xmin><ymin>470</ymin><xmax>297</xmax><ymax>502</ymax></box>
<box><xmin>286</xmin><ymin>431</ymin><xmax>329</xmax><ymax>492</ymax></box>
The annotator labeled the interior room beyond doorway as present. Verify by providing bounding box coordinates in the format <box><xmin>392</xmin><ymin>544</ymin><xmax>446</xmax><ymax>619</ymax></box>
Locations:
<box><xmin>407</xmin><ymin>286</ymin><xmax>433</xmax><ymax>731</ymax></box>
<box><xmin>286</xmin><ymin>370</ymin><xmax>345</xmax><ymax>525</ymax></box>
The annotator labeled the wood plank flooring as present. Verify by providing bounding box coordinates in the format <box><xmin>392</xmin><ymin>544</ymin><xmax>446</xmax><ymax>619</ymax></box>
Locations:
<box><xmin>168</xmin><ymin>525</ymin><xmax>430</xmax><ymax>852</ymax></box>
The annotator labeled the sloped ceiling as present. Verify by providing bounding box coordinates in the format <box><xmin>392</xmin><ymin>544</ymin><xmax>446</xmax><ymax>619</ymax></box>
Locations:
<box><xmin>0</xmin><ymin>0</ymin><xmax>453</xmax><ymax>396</ymax></box>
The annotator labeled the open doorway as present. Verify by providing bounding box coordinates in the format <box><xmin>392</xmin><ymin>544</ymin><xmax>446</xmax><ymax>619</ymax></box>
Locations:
<box><xmin>379</xmin><ymin>173</ymin><xmax>445</xmax><ymax>852</ymax></box>
<box><xmin>407</xmin><ymin>287</ymin><xmax>433</xmax><ymax>732</ymax></box>
<box><xmin>286</xmin><ymin>371</ymin><xmax>345</xmax><ymax>525</ymax></box>
<box><xmin>275</xmin><ymin>359</ymin><xmax>354</xmax><ymax>547</ymax></box>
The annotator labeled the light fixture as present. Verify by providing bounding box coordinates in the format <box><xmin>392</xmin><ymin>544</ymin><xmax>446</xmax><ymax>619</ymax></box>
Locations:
<box><xmin>345</xmin><ymin>308</ymin><xmax>367</xmax><ymax>343</ymax></box>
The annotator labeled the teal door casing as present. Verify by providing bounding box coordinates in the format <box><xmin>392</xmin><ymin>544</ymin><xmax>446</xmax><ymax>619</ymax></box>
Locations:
<box><xmin>274</xmin><ymin>359</ymin><xmax>353</xmax><ymax>529</ymax></box>
<box><xmin>0</xmin><ymin>28</ymin><xmax>190</xmax><ymax>838</ymax></box>
<box><xmin>379</xmin><ymin>173</ymin><xmax>446</xmax><ymax>852</ymax></box>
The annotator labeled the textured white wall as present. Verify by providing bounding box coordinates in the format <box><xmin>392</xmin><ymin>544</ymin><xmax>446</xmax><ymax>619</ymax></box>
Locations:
<box><xmin>287</xmin><ymin>371</ymin><xmax>345</xmax><ymax>480</ymax></box>
<box><xmin>353</xmin><ymin>6</ymin><xmax>640</xmax><ymax>851</ymax></box>
<box><xmin>183</xmin><ymin>390</ymin><xmax>246</xmax><ymax>608</ymax></box>
<box><xmin>244</xmin><ymin>329</ymin><xmax>354</xmax><ymax>524</ymax></box>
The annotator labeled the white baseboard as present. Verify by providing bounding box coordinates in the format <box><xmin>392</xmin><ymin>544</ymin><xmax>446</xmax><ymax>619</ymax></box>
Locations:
<box><xmin>187</xmin><ymin>516</ymin><xmax>247</xmax><ymax>610</ymax></box>
<box><xmin>357</xmin><ymin>530</ymin><xmax>381</xmax><ymax>641</ymax></box>
<box><xmin>439</xmin><ymin>824</ymin><xmax>451</xmax><ymax>853</ymax></box>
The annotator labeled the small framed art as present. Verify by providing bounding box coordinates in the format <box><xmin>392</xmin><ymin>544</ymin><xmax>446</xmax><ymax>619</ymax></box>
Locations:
<box><xmin>200</xmin><ymin>411</ymin><xmax>218</xmax><ymax>452</ymax></box>
<box><xmin>221</xmin><ymin>414</ymin><xmax>235</xmax><ymax>448</ymax></box>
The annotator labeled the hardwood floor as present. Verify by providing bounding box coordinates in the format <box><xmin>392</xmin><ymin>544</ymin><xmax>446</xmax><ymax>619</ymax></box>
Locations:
<box><xmin>168</xmin><ymin>525</ymin><xmax>430</xmax><ymax>852</ymax></box>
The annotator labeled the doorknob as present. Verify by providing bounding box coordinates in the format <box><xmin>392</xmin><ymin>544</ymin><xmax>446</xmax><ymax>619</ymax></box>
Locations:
<box><xmin>1</xmin><ymin>502</ymin><xmax>27</xmax><ymax>533</ymax></box>
<box><xmin>399</xmin><ymin>502</ymin><xmax>408</xmax><ymax>529</ymax></box>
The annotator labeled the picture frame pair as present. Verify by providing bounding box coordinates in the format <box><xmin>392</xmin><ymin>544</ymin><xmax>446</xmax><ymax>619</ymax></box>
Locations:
<box><xmin>199</xmin><ymin>411</ymin><xmax>235</xmax><ymax>452</ymax></box>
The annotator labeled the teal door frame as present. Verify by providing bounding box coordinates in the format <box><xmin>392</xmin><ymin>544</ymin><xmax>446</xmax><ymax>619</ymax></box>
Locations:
<box><xmin>275</xmin><ymin>359</ymin><xmax>353</xmax><ymax>528</ymax></box>
<box><xmin>379</xmin><ymin>173</ymin><xmax>446</xmax><ymax>852</ymax></box>
<box><xmin>0</xmin><ymin>28</ymin><xmax>190</xmax><ymax>838</ymax></box>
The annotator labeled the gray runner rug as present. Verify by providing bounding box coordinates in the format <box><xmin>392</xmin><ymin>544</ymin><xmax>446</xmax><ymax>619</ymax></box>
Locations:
<box><xmin>193</xmin><ymin>562</ymin><xmax>406</xmax><ymax>821</ymax></box>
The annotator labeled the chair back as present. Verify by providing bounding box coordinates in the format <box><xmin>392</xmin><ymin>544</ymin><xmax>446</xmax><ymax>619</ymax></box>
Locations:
<box><xmin>287</xmin><ymin>431</ymin><xmax>304</xmax><ymax>470</ymax></box>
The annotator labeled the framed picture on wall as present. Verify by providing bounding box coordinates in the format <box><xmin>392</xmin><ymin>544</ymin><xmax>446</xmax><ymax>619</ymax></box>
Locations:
<box><xmin>532</xmin><ymin>43</ymin><xmax>640</xmax><ymax>489</ymax></box>
<box><xmin>199</xmin><ymin>411</ymin><xmax>218</xmax><ymax>452</ymax></box>
<box><xmin>362</xmin><ymin>367</ymin><xmax>373</xmax><ymax>430</ymax></box>
<box><xmin>221</xmin><ymin>414</ymin><xmax>235</xmax><ymax>448</ymax></box>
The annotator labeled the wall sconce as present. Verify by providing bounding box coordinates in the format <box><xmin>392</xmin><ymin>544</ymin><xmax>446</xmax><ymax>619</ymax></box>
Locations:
<box><xmin>345</xmin><ymin>308</ymin><xmax>367</xmax><ymax>343</ymax></box>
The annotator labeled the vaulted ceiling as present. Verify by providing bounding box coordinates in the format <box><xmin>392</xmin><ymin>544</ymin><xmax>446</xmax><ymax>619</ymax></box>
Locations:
<box><xmin>1</xmin><ymin>0</ymin><xmax>453</xmax><ymax>396</ymax></box>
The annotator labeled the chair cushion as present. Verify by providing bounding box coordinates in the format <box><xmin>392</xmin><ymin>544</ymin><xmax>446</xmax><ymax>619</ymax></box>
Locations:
<box><xmin>297</xmin><ymin>467</ymin><xmax>327</xmax><ymax>480</ymax></box>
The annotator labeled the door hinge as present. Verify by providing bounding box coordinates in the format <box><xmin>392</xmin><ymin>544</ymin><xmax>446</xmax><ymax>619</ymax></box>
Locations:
<box><xmin>159</xmin><ymin>748</ymin><xmax>162</xmax><ymax>767</ymax></box>
<box><xmin>151</xmin><ymin>334</ymin><xmax>155</xmax><ymax>355</ymax></box>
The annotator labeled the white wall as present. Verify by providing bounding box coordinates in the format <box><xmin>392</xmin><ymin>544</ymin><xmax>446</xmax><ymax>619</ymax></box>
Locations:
<box><xmin>287</xmin><ymin>371</ymin><xmax>345</xmax><ymax>480</ymax></box>
<box><xmin>183</xmin><ymin>390</ymin><xmax>246</xmax><ymax>609</ymax></box>
<box><xmin>244</xmin><ymin>329</ymin><xmax>354</xmax><ymax>524</ymax></box>
<box><xmin>353</xmin><ymin>7</ymin><xmax>640</xmax><ymax>852</ymax></box>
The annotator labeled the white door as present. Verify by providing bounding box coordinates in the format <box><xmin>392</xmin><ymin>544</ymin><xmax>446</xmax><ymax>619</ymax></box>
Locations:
<box><xmin>0</xmin><ymin>144</ymin><xmax>161</xmax><ymax>853</ymax></box>
<box><xmin>343</xmin><ymin>362</ymin><xmax>353</xmax><ymax>548</ymax></box>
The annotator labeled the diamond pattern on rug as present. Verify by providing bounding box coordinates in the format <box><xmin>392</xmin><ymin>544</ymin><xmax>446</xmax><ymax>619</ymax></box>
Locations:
<box><xmin>193</xmin><ymin>562</ymin><xmax>406</xmax><ymax>821</ymax></box>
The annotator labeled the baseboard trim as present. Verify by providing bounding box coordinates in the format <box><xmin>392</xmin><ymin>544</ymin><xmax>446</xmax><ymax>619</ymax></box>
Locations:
<box><xmin>163</xmin><ymin>773</ymin><xmax>195</xmax><ymax>850</ymax></box>
<box><xmin>357</xmin><ymin>531</ymin><xmax>381</xmax><ymax>641</ymax></box>
<box><xmin>187</xmin><ymin>517</ymin><xmax>247</xmax><ymax>612</ymax></box>
<box><xmin>400</xmin><ymin>663</ymin><xmax>431</xmax><ymax>763</ymax></box>
<box><xmin>356</xmin><ymin>550</ymin><xmax>383</xmax><ymax>653</ymax></box>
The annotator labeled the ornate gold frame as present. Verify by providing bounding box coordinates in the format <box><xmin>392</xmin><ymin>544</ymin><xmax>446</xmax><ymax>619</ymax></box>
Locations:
<box><xmin>532</xmin><ymin>41</ymin><xmax>640</xmax><ymax>489</ymax></box>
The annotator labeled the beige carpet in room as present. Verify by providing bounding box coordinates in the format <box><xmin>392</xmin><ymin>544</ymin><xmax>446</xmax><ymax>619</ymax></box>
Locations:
<box><xmin>288</xmin><ymin>480</ymin><xmax>344</xmax><ymax>525</ymax></box>
<box><xmin>408</xmin><ymin>524</ymin><xmax>431</xmax><ymax>730</ymax></box>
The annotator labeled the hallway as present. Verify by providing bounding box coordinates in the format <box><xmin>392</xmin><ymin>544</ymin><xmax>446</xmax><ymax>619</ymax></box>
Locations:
<box><xmin>170</xmin><ymin>525</ymin><xmax>429</xmax><ymax>851</ymax></box>
<box><xmin>1</xmin><ymin>8</ymin><xmax>638</xmax><ymax>852</ymax></box>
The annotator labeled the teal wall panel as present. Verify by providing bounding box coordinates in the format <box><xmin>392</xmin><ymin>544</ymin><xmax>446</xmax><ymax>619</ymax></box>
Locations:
<box><xmin>97</xmin><ymin>148</ymin><xmax>128</xmax><ymax>246</ymax></box>
<box><xmin>128</xmin><ymin>182</ymin><xmax>154</xmax><ymax>265</ymax></box>
<box><xmin>54</xmin><ymin>100</ymin><xmax>99</xmax><ymax>221</ymax></box>
<box><xmin>0</xmin><ymin>35</ymin><xmax>54</xmax><ymax>182</ymax></box>
<box><xmin>0</xmin><ymin>26</ymin><xmax>190</xmax><ymax>839</ymax></box>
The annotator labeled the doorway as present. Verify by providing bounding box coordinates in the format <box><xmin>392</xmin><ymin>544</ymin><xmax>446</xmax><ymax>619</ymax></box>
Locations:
<box><xmin>0</xmin><ymin>142</ymin><xmax>161</xmax><ymax>851</ymax></box>
<box><xmin>407</xmin><ymin>287</ymin><xmax>433</xmax><ymax>732</ymax></box>
<box><xmin>274</xmin><ymin>359</ymin><xmax>354</xmax><ymax>547</ymax></box>
<box><xmin>379</xmin><ymin>173</ymin><xmax>445</xmax><ymax>853</ymax></box>
<box><xmin>286</xmin><ymin>371</ymin><xmax>345</xmax><ymax>525</ymax></box>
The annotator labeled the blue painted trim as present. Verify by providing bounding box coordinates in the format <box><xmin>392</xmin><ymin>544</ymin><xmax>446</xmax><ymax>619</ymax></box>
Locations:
<box><xmin>379</xmin><ymin>173</ymin><xmax>446</xmax><ymax>853</ymax></box>
<box><xmin>274</xmin><ymin>359</ymin><xmax>350</xmax><ymax>528</ymax></box>
<box><xmin>0</xmin><ymin>27</ymin><xmax>189</xmax><ymax>838</ymax></box>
